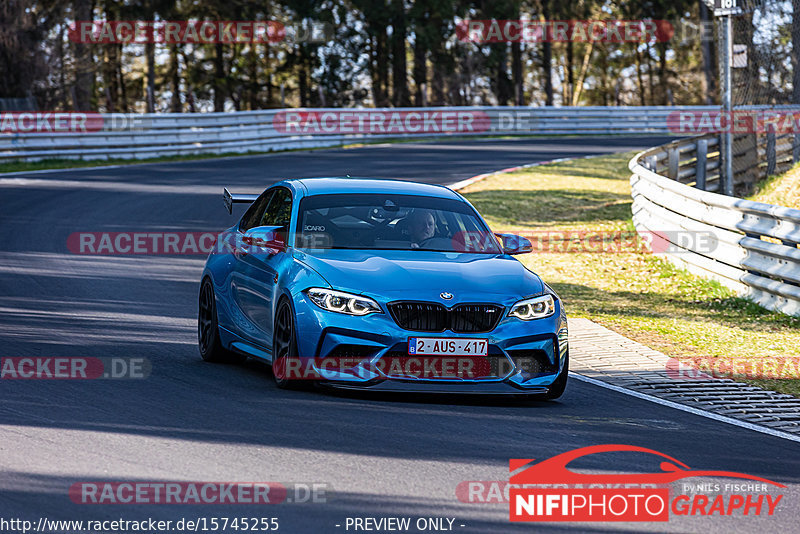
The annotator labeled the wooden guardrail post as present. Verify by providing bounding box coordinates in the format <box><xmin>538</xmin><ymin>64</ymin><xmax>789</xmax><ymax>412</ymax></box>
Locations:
<box><xmin>695</xmin><ymin>138</ymin><xmax>708</xmax><ymax>190</ymax></box>
<box><xmin>733</xmin><ymin>133</ymin><xmax>759</xmax><ymax>188</ymax></box>
<box><xmin>668</xmin><ymin>146</ymin><xmax>679</xmax><ymax>180</ymax></box>
<box><xmin>766</xmin><ymin>127</ymin><xmax>776</xmax><ymax>176</ymax></box>
<box><xmin>794</xmin><ymin>132</ymin><xmax>800</xmax><ymax>164</ymax></box>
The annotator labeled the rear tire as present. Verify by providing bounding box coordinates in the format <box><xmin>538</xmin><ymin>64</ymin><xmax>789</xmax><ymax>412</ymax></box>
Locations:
<box><xmin>198</xmin><ymin>278</ymin><xmax>246</xmax><ymax>364</ymax></box>
<box><xmin>544</xmin><ymin>352</ymin><xmax>569</xmax><ymax>400</ymax></box>
<box><xmin>272</xmin><ymin>298</ymin><xmax>307</xmax><ymax>389</ymax></box>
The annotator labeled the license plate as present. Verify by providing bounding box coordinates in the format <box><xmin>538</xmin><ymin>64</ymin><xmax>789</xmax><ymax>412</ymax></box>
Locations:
<box><xmin>408</xmin><ymin>337</ymin><xmax>488</xmax><ymax>356</ymax></box>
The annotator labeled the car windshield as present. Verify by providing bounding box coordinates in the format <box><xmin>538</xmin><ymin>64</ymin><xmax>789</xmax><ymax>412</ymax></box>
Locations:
<box><xmin>296</xmin><ymin>193</ymin><xmax>502</xmax><ymax>253</ymax></box>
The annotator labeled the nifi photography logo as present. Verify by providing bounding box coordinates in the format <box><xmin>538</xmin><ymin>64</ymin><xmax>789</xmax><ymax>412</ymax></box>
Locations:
<box><xmin>508</xmin><ymin>444</ymin><xmax>785</xmax><ymax>522</ymax></box>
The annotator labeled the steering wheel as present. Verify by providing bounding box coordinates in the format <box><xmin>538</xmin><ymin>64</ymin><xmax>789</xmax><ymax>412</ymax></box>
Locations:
<box><xmin>414</xmin><ymin>237</ymin><xmax>437</xmax><ymax>249</ymax></box>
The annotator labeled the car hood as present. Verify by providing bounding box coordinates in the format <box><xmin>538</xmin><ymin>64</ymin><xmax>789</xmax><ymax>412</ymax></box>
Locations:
<box><xmin>293</xmin><ymin>248</ymin><xmax>544</xmax><ymax>305</ymax></box>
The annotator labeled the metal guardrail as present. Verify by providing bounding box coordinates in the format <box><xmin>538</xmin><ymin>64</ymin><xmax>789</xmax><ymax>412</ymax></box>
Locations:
<box><xmin>630</xmin><ymin>137</ymin><xmax>800</xmax><ymax>316</ymax></box>
<box><xmin>0</xmin><ymin>106</ymin><xmax>712</xmax><ymax>162</ymax></box>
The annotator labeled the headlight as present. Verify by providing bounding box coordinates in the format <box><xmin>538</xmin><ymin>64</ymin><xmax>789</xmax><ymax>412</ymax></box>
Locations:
<box><xmin>306</xmin><ymin>288</ymin><xmax>382</xmax><ymax>316</ymax></box>
<box><xmin>508</xmin><ymin>294</ymin><xmax>555</xmax><ymax>320</ymax></box>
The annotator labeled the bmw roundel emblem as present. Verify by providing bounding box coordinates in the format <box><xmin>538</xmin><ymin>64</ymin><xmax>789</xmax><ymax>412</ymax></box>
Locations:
<box><xmin>440</xmin><ymin>292</ymin><xmax>453</xmax><ymax>300</ymax></box>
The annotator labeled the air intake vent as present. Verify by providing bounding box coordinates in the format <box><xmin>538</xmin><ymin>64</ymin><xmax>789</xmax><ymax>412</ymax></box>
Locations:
<box><xmin>388</xmin><ymin>302</ymin><xmax>449</xmax><ymax>332</ymax></box>
<box><xmin>388</xmin><ymin>302</ymin><xmax>503</xmax><ymax>333</ymax></box>
<box><xmin>450</xmin><ymin>304</ymin><xmax>503</xmax><ymax>333</ymax></box>
<box><xmin>507</xmin><ymin>349</ymin><xmax>557</xmax><ymax>375</ymax></box>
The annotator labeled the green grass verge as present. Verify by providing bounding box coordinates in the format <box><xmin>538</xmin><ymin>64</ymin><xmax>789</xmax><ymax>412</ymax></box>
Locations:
<box><xmin>749</xmin><ymin>161</ymin><xmax>800</xmax><ymax>209</ymax></box>
<box><xmin>461</xmin><ymin>151</ymin><xmax>800</xmax><ymax>397</ymax></box>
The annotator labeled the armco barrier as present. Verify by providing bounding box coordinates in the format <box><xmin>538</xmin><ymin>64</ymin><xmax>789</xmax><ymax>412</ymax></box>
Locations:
<box><xmin>0</xmin><ymin>106</ymin><xmax>712</xmax><ymax>162</ymax></box>
<box><xmin>630</xmin><ymin>136</ymin><xmax>800</xmax><ymax>316</ymax></box>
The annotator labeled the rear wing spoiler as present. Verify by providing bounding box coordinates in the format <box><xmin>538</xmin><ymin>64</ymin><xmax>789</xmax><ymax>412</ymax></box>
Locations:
<box><xmin>223</xmin><ymin>187</ymin><xmax>259</xmax><ymax>214</ymax></box>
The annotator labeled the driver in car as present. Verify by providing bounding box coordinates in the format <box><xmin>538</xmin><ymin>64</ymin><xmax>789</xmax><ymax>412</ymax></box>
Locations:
<box><xmin>407</xmin><ymin>209</ymin><xmax>436</xmax><ymax>248</ymax></box>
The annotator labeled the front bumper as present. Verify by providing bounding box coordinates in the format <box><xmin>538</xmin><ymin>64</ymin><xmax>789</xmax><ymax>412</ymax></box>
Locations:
<box><xmin>293</xmin><ymin>292</ymin><xmax>569</xmax><ymax>392</ymax></box>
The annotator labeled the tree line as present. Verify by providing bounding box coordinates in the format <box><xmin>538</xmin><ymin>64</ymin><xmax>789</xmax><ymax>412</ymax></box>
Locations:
<box><xmin>0</xmin><ymin>0</ymin><xmax>797</xmax><ymax>113</ymax></box>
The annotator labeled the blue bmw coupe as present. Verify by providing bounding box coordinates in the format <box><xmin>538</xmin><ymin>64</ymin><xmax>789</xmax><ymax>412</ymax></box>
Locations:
<box><xmin>198</xmin><ymin>178</ymin><xmax>569</xmax><ymax>398</ymax></box>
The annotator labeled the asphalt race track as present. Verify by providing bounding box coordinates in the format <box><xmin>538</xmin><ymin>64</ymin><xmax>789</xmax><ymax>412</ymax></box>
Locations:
<box><xmin>1</xmin><ymin>136</ymin><xmax>798</xmax><ymax>533</ymax></box>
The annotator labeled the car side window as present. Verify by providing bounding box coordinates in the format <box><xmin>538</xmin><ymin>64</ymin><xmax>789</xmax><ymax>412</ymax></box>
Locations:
<box><xmin>239</xmin><ymin>191</ymin><xmax>274</xmax><ymax>232</ymax></box>
<box><xmin>259</xmin><ymin>188</ymin><xmax>293</xmax><ymax>229</ymax></box>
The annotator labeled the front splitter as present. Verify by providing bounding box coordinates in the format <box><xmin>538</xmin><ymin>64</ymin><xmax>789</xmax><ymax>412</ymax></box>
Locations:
<box><xmin>317</xmin><ymin>379</ymin><xmax>549</xmax><ymax>396</ymax></box>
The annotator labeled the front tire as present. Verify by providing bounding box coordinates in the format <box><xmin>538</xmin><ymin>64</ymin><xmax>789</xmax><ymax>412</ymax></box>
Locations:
<box><xmin>198</xmin><ymin>278</ymin><xmax>246</xmax><ymax>364</ymax></box>
<box><xmin>544</xmin><ymin>352</ymin><xmax>569</xmax><ymax>400</ymax></box>
<box><xmin>272</xmin><ymin>298</ymin><xmax>307</xmax><ymax>389</ymax></box>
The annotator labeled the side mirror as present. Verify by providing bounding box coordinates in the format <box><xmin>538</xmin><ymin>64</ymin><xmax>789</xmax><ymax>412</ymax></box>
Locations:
<box><xmin>241</xmin><ymin>226</ymin><xmax>287</xmax><ymax>255</ymax></box>
<box><xmin>495</xmin><ymin>233</ymin><xmax>533</xmax><ymax>255</ymax></box>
